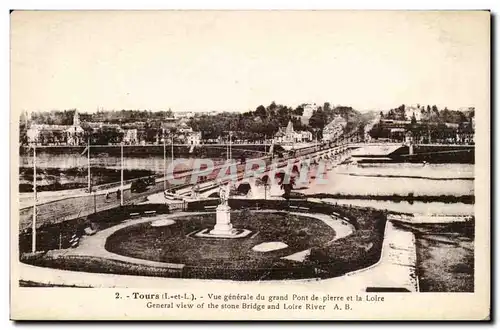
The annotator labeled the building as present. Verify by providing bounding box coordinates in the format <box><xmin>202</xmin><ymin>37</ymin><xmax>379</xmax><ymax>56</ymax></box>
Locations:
<box><xmin>364</xmin><ymin>114</ymin><xmax>381</xmax><ymax>142</ymax></box>
<box><xmin>84</xmin><ymin>122</ymin><xmax>122</xmax><ymax>132</ymax></box>
<box><xmin>123</xmin><ymin>129</ymin><xmax>138</xmax><ymax>145</ymax></box>
<box><xmin>456</xmin><ymin>121</ymin><xmax>474</xmax><ymax>144</ymax></box>
<box><xmin>186</xmin><ymin>131</ymin><xmax>202</xmax><ymax>145</ymax></box>
<box><xmin>160</xmin><ymin>118</ymin><xmax>179</xmax><ymax>131</ymax></box>
<box><xmin>303</xmin><ymin>103</ymin><xmax>316</xmax><ymax>116</ymax></box>
<box><xmin>405</xmin><ymin>131</ymin><xmax>414</xmax><ymax>144</ymax></box>
<box><xmin>274</xmin><ymin>121</ymin><xmax>312</xmax><ymax>144</ymax></box>
<box><xmin>122</xmin><ymin>121</ymin><xmax>147</xmax><ymax>130</ymax></box>
<box><xmin>178</xmin><ymin>122</ymin><xmax>193</xmax><ymax>134</ymax></box>
<box><xmin>276</xmin><ymin>121</ymin><xmax>296</xmax><ymax>144</ymax></box>
<box><xmin>301</xmin><ymin>103</ymin><xmax>318</xmax><ymax>125</ymax></box>
<box><xmin>26</xmin><ymin>110</ymin><xmax>84</xmax><ymax>145</ymax></box>
<box><xmin>404</xmin><ymin>105</ymin><xmax>423</xmax><ymax>121</ymax></box>
<box><xmin>322</xmin><ymin>116</ymin><xmax>347</xmax><ymax>142</ymax></box>
<box><xmin>273</xmin><ymin>130</ymin><xmax>285</xmax><ymax>143</ymax></box>
<box><xmin>299</xmin><ymin>130</ymin><xmax>313</xmax><ymax>142</ymax></box>
<box><xmin>173</xmin><ymin>111</ymin><xmax>195</xmax><ymax>119</ymax></box>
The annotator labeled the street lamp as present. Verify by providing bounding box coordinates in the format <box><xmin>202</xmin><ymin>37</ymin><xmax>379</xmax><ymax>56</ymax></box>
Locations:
<box><xmin>31</xmin><ymin>143</ymin><xmax>37</xmax><ymax>253</ymax></box>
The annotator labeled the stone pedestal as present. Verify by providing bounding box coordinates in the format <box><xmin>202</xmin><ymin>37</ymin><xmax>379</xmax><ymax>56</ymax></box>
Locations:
<box><xmin>193</xmin><ymin>203</ymin><xmax>252</xmax><ymax>239</ymax></box>
<box><xmin>209</xmin><ymin>204</ymin><xmax>234</xmax><ymax>235</ymax></box>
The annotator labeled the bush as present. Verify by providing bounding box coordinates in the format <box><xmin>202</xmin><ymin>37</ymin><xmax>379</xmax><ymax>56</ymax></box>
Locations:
<box><xmin>306</xmin><ymin>209</ymin><xmax>386</xmax><ymax>277</ymax></box>
<box><xmin>131</xmin><ymin>179</ymin><xmax>148</xmax><ymax>193</ymax></box>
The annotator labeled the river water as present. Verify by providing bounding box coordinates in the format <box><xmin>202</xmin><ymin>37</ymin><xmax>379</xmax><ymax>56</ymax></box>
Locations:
<box><xmin>308</xmin><ymin>160</ymin><xmax>475</xmax><ymax>291</ymax></box>
<box><xmin>20</xmin><ymin>154</ymin><xmax>226</xmax><ymax>173</ymax></box>
<box><xmin>323</xmin><ymin>199</ymin><xmax>473</xmax><ymax>216</ymax></box>
<box><xmin>297</xmin><ymin>162</ymin><xmax>474</xmax><ymax>216</ymax></box>
<box><xmin>303</xmin><ymin>163</ymin><xmax>474</xmax><ymax>197</ymax></box>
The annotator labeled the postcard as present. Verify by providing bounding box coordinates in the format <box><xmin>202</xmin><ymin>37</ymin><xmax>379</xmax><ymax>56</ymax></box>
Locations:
<box><xmin>10</xmin><ymin>10</ymin><xmax>490</xmax><ymax>320</ymax></box>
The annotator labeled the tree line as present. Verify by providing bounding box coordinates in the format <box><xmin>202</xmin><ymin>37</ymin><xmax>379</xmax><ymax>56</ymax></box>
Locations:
<box><xmin>189</xmin><ymin>102</ymin><xmax>367</xmax><ymax>141</ymax></box>
<box><xmin>381</xmin><ymin>104</ymin><xmax>474</xmax><ymax>124</ymax></box>
<box><xmin>19</xmin><ymin>103</ymin><xmax>368</xmax><ymax>145</ymax></box>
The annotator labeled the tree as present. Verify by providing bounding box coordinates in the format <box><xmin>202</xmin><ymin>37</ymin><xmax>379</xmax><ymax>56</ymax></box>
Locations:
<box><xmin>275</xmin><ymin>172</ymin><xmax>295</xmax><ymax>202</ymax></box>
<box><xmin>309</xmin><ymin>109</ymin><xmax>327</xmax><ymax>130</ymax></box>
<box><xmin>396</xmin><ymin>104</ymin><xmax>406</xmax><ymax>120</ymax></box>
<box><xmin>357</xmin><ymin>125</ymin><xmax>365</xmax><ymax>139</ymax></box>
<box><xmin>275</xmin><ymin>107</ymin><xmax>290</xmax><ymax>127</ymax></box>
<box><xmin>323</xmin><ymin>102</ymin><xmax>331</xmax><ymax>113</ymax></box>
<box><xmin>369</xmin><ymin>123</ymin><xmax>389</xmax><ymax>139</ymax></box>
<box><xmin>293</xmin><ymin>106</ymin><xmax>304</xmax><ymax>116</ymax></box>
<box><xmin>411</xmin><ymin>113</ymin><xmax>417</xmax><ymax>125</ymax></box>
<box><xmin>19</xmin><ymin>122</ymin><xmax>28</xmax><ymax>145</ymax></box>
<box><xmin>441</xmin><ymin>107</ymin><xmax>450</xmax><ymax>123</ymax></box>
<box><xmin>255</xmin><ymin>105</ymin><xmax>267</xmax><ymax>119</ymax></box>
<box><xmin>268</xmin><ymin>101</ymin><xmax>278</xmax><ymax>113</ymax></box>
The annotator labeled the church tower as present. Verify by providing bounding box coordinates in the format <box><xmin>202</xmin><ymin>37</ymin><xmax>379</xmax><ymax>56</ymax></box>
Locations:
<box><xmin>73</xmin><ymin>109</ymin><xmax>80</xmax><ymax>126</ymax></box>
<box><xmin>285</xmin><ymin>120</ymin><xmax>294</xmax><ymax>134</ymax></box>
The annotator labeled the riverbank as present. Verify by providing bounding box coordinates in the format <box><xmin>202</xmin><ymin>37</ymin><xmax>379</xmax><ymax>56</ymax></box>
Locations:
<box><xmin>391</xmin><ymin>220</ymin><xmax>474</xmax><ymax>292</ymax></box>
<box><xmin>307</xmin><ymin>193</ymin><xmax>474</xmax><ymax>204</ymax></box>
<box><xmin>19</xmin><ymin>144</ymin><xmax>280</xmax><ymax>159</ymax></box>
<box><xmin>19</xmin><ymin>167</ymin><xmax>156</xmax><ymax>193</ymax></box>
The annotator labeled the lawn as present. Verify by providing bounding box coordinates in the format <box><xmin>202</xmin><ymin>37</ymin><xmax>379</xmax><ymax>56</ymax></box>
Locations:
<box><xmin>105</xmin><ymin>211</ymin><xmax>336</xmax><ymax>270</ymax></box>
<box><xmin>21</xmin><ymin>202</ymin><xmax>390</xmax><ymax>281</ymax></box>
<box><xmin>306</xmin><ymin>207</ymin><xmax>387</xmax><ymax>277</ymax></box>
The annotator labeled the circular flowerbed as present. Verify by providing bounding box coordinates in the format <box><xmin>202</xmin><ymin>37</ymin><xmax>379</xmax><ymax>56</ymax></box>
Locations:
<box><xmin>21</xmin><ymin>201</ymin><xmax>388</xmax><ymax>281</ymax></box>
<box><xmin>105</xmin><ymin>211</ymin><xmax>335</xmax><ymax>273</ymax></box>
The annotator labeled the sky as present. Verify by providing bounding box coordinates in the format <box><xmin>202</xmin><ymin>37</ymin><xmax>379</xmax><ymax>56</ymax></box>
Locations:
<box><xmin>10</xmin><ymin>10</ymin><xmax>490</xmax><ymax>113</ymax></box>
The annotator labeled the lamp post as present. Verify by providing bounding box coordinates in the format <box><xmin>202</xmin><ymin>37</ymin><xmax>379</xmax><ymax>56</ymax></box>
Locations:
<box><xmin>93</xmin><ymin>189</ymin><xmax>97</xmax><ymax>213</ymax></box>
<box><xmin>87</xmin><ymin>138</ymin><xmax>91</xmax><ymax>193</ymax></box>
<box><xmin>171</xmin><ymin>135</ymin><xmax>174</xmax><ymax>165</ymax></box>
<box><xmin>163</xmin><ymin>130</ymin><xmax>166</xmax><ymax>191</ymax></box>
<box><xmin>229</xmin><ymin>131</ymin><xmax>232</xmax><ymax>161</ymax></box>
<box><xmin>32</xmin><ymin>143</ymin><xmax>37</xmax><ymax>253</ymax></box>
<box><xmin>170</xmin><ymin>135</ymin><xmax>174</xmax><ymax>187</ymax></box>
<box><xmin>120</xmin><ymin>142</ymin><xmax>124</xmax><ymax>206</ymax></box>
<box><xmin>223</xmin><ymin>130</ymin><xmax>233</xmax><ymax>162</ymax></box>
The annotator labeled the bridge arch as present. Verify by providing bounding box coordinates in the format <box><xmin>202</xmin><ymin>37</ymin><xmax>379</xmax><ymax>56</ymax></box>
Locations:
<box><xmin>235</xmin><ymin>182</ymin><xmax>252</xmax><ymax>196</ymax></box>
<box><xmin>208</xmin><ymin>191</ymin><xmax>219</xmax><ymax>198</ymax></box>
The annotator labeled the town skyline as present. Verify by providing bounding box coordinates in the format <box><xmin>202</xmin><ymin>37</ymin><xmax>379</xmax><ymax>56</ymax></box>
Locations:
<box><xmin>11</xmin><ymin>11</ymin><xmax>488</xmax><ymax>114</ymax></box>
<box><xmin>18</xmin><ymin>101</ymin><xmax>475</xmax><ymax>115</ymax></box>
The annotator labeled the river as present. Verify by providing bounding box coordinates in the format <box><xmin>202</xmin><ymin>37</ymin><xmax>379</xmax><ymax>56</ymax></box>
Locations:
<box><xmin>311</xmin><ymin>160</ymin><xmax>475</xmax><ymax>292</ymax></box>
<box><xmin>303</xmin><ymin>163</ymin><xmax>474</xmax><ymax>197</ymax></box>
<box><xmin>20</xmin><ymin>153</ymin><xmax>227</xmax><ymax>174</ymax></box>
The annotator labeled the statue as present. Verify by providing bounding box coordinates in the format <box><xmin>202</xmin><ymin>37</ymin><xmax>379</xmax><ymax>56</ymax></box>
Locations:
<box><xmin>192</xmin><ymin>183</ymin><xmax>200</xmax><ymax>198</ymax></box>
<box><xmin>219</xmin><ymin>183</ymin><xmax>230</xmax><ymax>206</ymax></box>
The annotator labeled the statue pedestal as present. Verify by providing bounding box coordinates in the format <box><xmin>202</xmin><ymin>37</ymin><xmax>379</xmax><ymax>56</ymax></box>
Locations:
<box><xmin>193</xmin><ymin>203</ymin><xmax>252</xmax><ymax>239</ymax></box>
<box><xmin>210</xmin><ymin>204</ymin><xmax>235</xmax><ymax>235</ymax></box>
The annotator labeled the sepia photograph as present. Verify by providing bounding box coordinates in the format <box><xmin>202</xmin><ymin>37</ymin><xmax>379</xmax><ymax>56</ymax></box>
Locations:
<box><xmin>10</xmin><ymin>10</ymin><xmax>490</xmax><ymax>320</ymax></box>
